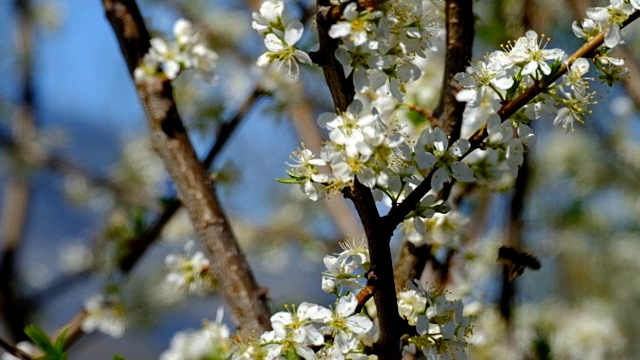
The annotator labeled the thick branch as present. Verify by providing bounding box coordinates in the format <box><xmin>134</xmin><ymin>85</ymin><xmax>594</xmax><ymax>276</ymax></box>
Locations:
<box><xmin>394</xmin><ymin>0</ymin><xmax>474</xmax><ymax>289</ymax></box>
<box><xmin>314</xmin><ymin>1</ymin><xmax>355</xmax><ymax>111</ymax></box>
<box><xmin>101</xmin><ymin>0</ymin><xmax>270</xmax><ymax>336</ymax></box>
<box><xmin>433</xmin><ymin>0</ymin><xmax>475</xmax><ymax>142</ymax></box>
<box><xmin>57</xmin><ymin>82</ymin><xmax>264</xmax><ymax>351</ymax></box>
<box><xmin>315</xmin><ymin>0</ymin><xmax>402</xmax><ymax>355</ymax></box>
<box><xmin>120</xmin><ymin>85</ymin><xmax>264</xmax><ymax>273</ymax></box>
<box><xmin>0</xmin><ymin>0</ymin><xmax>35</xmax><ymax>343</ymax></box>
<box><xmin>342</xmin><ymin>184</ymin><xmax>405</xmax><ymax>356</ymax></box>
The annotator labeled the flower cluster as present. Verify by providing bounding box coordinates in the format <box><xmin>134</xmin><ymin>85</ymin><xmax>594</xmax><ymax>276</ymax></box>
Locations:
<box><xmin>165</xmin><ymin>240</ymin><xmax>214</xmax><ymax>295</ymax></box>
<box><xmin>253</xmin><ymin>295</ymin><xmax>374</xmax><ymax>359</ymax></box>
<box><xmin>282</xmin><ymin>99</ymin><xmax>478</xmax><ymax>206</ymax></box>
<box><xmin>402</xmin><ymin>208</ymin><xmax>469</xmax><ymax>248</ymax></box>
<box><xmin>227</xmin><ymin>237</ymin><xmax>472</xmax><ymax>360</ymax></box>
<box><xmin>252</xmin><ymin>0</ymin><xmax>311</xmax><ymax>78</ymax></box>
<box><xmin>134</xmin><ymin>19</ymin><xmax>218</xmax><ymax>83</ymax></box>
<box><xmin>415</xmin><ymin>127</ymin><xmax>475</xmax><ymax>191</ymax></box>
<box><xmin>454</xmin><ymin>29</ymin><xmax>604</xmax><ymax>181</ymax></box>
<box><xmin>573</xmin><ymin>0</ymin><xmax>636</xmax><ymax>86</ymax></box>
<box><xmin>322</xmin><ymin>236</ymin><xmax>371</xmax><ymax>294</ymax></box>
<box><xmin>81</xmin><ymin>294</ymin><xmax>127</xmax><ymax>338</ymax></box>
<box><xmin>399</xmin><ymin>283</ymin><xmax>472</xmax><ymax>360</ymax></box>
<box><xmin>160</xmin><ymin>308</ymin><xmax>232</xmax><ymax>360</ymax></box>
<box><xmin>578</xmin><ymin>0</ymin><xmax>636</xmax><ymax>48</ymax></box>
<box><xmin>329</xmin><ymin>0</ymin><xmax>442</xmax><ymax>98</ymax></box>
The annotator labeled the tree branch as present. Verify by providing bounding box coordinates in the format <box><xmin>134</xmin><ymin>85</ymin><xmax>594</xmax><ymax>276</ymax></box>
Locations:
<box><xmin>101</xmin><ymin>0</ymin><xmax>270</xmax><ymax>337</ymax></box>
<box><xmin>0</xmin><ymin>131</ymin><xmax>159</xmax><ymax>209</ymax></box>
<box><xmin>394</xmin><ymin>0</ymin><xmax>474</xmax><ymax>290</ymax></box>
<box><xmin>0</xmin><ymin>336</ymin><xmax>33</xmax><ymax>360</ymax></box>
<box><xmin>432</xmin><ymin>0</ymin><xmax>475</xmax><ymax>142</ymax></box>
<box><xmin>0</xmin><ymin>0</ymin><xmax>35</xmax><ymax>343</ymax></box>
<box><xmin>565</xmin><ymin>0</ymin><xmax>640</xmax><ymax>107</ymax></box>
<box><xmin>387</xmin><ymin>10</ymin><xmax>640</xmax><ymax>232</ymax></box>
<box><xmin>56</xmin><ymin>78</ymin><xmax>265</xmax><ymax>352</ymax></box>
<box><xmin>315</xmin><ymin>0</ymin><xmax>403</xmax><ymax>355</ymax></box>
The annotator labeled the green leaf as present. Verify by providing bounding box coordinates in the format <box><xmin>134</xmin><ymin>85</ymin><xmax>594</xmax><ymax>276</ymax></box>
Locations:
<box><xmin>276</xmin><ymin>177</ymin><xmax>303</xmax><ymax>184</ymax></box>
<box><xmin>114</xmin><ymin>355</ymin><xmax>127</xmax><ymax>360</ymax></box>
<box><xmin>25</xmin><ymin>325</ymin><xmax>56</xmax><ymax>355</ymax></box>
<box><xmin>53</xmin><ymin>329</ymin><xmax>68</xmax><ymax>354</ymax></box>
<box><xmin>24</xmin><ymin>325</ymin><xmax>68</xmax><ymax>360</ymax></box>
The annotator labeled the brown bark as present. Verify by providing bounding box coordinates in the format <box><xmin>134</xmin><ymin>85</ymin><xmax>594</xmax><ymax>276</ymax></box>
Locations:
<box><xmin>101</xmin><ymin>0</ymin><xmax>271</xmax><ymax>337</ymax></box>
<box><xmin>0</xmin><ymin>0</ymin><xmax>35</xmax><ymax>343</ymax></box>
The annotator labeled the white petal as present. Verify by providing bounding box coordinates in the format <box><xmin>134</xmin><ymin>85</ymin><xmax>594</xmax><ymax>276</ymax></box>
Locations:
<box><xmin>451</xmin><ymin>162</ymin><xmax>475</xmax><ymax>182</ymax></box>
<box><xmin>492</xmin><ymin>76</ymin><xmax>514</xmax><ymax>90</ymax></box>
<box><xmin>284</xmin><ymin>21</ymin><xmax>304</xmax><ymax>45</ymax></box>
<box><xmin>586</xmin><ymin>8</ymin><xmax>610</xmax><ymax>22</ymax></box>
<box><xmin>604</xmin><ymin>26</ymin><xmax>621</xmax><ymax>48</ymax></box>
<box><xmin>336</xmin><ymin>294</ymin><xmax>358</xmax><ymax>316</ymax></box>
<box><xmin>346</xmin><ymin>315</ymin><xmax>374</xmax><ymax>334</ymax></box>
<box><xmin>300</xmin><ymin>302</ymin><xmax>332</xmax><ymax>322</ymax></box>
<box><xmin>163</xmin><ymin>61</ymin><xmax>181</xmax><ymax>79</ymax></box>
<box><xmin>150</xmin><ymin>38</ymin><xmax>168</xmax><ymax>55</ymax></box>
<box><xmin>264</xmin><ymin>33</ymin><xmax>284</xmax><ymax>52</ymax></box>
<box><xmin>348</xmin><ymin>99</ymin><xmax>363</xmax><ymax>115</ymax></box>
<box><xmin>343</xmin><ymin>2</ymin><xmax>359</xmax><ymax>20</ymax></box>
<box><xmin>521</xmin><ymin>61</ymin><xmax>538</xmax><ymax>76</ymax></box>
<box><xmin>294</xmin><ymin>50</ymin><xmax>312</xmax><ymax>65</ymax></box>
<box><xmin>431</xmin><ymin>128</ymin><xmax>448</xmax><ymax>152</ymax></box>
<box><xmin>450</xmin><ymin>139</ymin><xmax>470</xmax><ymax>157</ymax></box>
<box><xmin>295</xmin><ymin>345</ymin><xmax>316</xmax><ymax>360</ymax></box>
<box><xmin>329</xmin><ymin>22</ymin><xmax>352</xmax><ymax>39</ymax></box>
<box><xmin>431</xmin><ymin>167</ymin><xmax>449</xmax><ymax>191</ymax></box>
<box><xmin>413</xmin><ymin>217</ymin><xmax>426</xmax><ymax>235</ymax></box>
<box><xmin>357</xmin><ymin>168</ymin><xmax>376</xmax><ymax>188</ymax></box>
<box><xmin>303</xmin><ymin>180</ymin><xmax>319</xmax><ymax>201</ymax></box>
<box><xmin>416</xmin><ymin>152</ymin><xmax>437</xmax><ymax>170</ymax></box>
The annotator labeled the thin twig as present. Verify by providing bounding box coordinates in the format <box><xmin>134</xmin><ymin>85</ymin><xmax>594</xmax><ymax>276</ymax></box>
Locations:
<box><xmin>386</xmin><ymin>10</ymin><xmax>640</xmax><ymax>230</ymax></box>
<box><xmin>0</xmin><ymin>132</ymin><xmax>159</xmax><ymax>209</ymax></box>
<box><xmin>0</xmin><ymin>336</ymin><xmax>33</xmax><ymax>360</ymax></box>
<box><xmin>565</xmin><ymin>0</ymin><xmax>640</xmax><ymax>107</ymax></box>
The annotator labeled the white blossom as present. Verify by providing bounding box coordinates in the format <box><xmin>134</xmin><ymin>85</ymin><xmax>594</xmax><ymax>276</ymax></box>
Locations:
<box><xmin>165</xmin><ymin>240</ymin><xmax>213</xmax><ymax>295</ymax></box>
<box><xmin>414</xmin><ymin>127</ymin><xmax>475</xmax><ymax>191</ymax></box>
<box><xmin>160</xmin><ymin>308</ymin><xmax>231</xmax><ymax>360</ymax></box>
<box><xmin>585</xmin><ymin>0</ymin><xmax>634</xmax><ymax>48</ymax></box>
<box><xmin>256</xmin><ymin>20</ymin><xmax>311</xmax><ymax>78</ymax></box>
<box><xmin>135</xmin><ymin>18</ymin><xmax>218</xmax><ymax>82</ymax></box>
<box><xmin>81</xmin><ymin>294</ymin><xmax>127</xmax><ymax>338</ymax></box>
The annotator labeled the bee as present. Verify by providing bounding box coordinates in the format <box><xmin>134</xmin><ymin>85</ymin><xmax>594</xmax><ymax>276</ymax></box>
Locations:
<box><xmin>497</xmin><ymin>246</ymin><xmax>541</xmax><ymax>280</ymax></box>
<box><xmin>354</xmin><ymin>270</ymin><xmax>378</xmax><ymax>314</ymax></box>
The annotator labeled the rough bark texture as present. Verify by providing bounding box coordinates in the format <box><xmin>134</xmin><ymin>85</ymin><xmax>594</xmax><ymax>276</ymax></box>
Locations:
<box><xmin>393</xmin><ymin>0</ymin><xmax>474</xmax><ymax>290</ymax></box>
<box><xmin>433</xmin><ymin>0</ymin><xmax>475</xmax><ymax>142</ymax></box>
<box><xmin>102</xmin><ymin>0</ymin><xmax>271</xmax><ymax>337</ymax></box>
<box><xmin>315</xmin><ymin>0</ymin><xmax>404</xmax><ymax>356</ymax></box>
